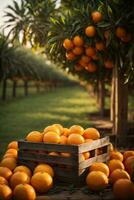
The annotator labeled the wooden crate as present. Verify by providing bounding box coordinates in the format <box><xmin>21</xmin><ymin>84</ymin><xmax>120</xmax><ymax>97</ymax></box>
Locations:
<box><xmin>18</xmin><ymin>136</ymin><xmax>110</xmax><ymax>185</ymax></box>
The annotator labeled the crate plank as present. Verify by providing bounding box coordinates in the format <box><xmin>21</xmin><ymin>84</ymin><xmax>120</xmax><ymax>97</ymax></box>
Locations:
<box><xmin>79</xmin><ymin>136</ymin><xmax>109</xmax><ymax>153</ymax></box>
<box><xmin>18</xmin><ymin>140</ymin><xmax>78</xmax><ymax>153</ymax></box>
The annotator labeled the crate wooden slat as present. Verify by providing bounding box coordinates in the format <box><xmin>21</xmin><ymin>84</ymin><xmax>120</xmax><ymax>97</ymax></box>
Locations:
<box><xmin>18</xmin><ymin>136</ymin><xmax>110</xmax><ymax>185</ymax></box>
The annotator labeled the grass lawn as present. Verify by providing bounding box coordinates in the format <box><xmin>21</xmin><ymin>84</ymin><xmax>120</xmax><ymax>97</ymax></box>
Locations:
<box><xmin>0</xmin><ymin>86</ymin><xmax>98</xmax><ymax>158</ymax></box>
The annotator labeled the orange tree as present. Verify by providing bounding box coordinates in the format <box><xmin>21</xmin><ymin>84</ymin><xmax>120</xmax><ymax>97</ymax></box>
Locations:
<box><xmin>46</xmin><ymin>0</ymin><xmax>134</xmax><ymax>137</ymax></box>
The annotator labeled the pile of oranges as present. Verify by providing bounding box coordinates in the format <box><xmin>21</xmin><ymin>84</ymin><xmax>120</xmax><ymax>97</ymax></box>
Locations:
<box><xmin>0</xmin><ymin>123</ymin><xmax>134</xmax><ymax>200</ymax></box>
<box><xmin>63</xmin><ymin>11</ymin><xmax>131</xmax><ymax>73</ymax></box>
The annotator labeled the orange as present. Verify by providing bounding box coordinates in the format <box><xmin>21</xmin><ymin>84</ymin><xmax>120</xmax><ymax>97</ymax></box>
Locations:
<box><xmin>96</xmin><ymin>148</ymin><xmax>103</xmax><ymax>155</ymax></box>
<box><xmin>60</xmin><ymin>153</ymin><xmax>71</xmax><ymax>157</ymax></box>
<box><xmin>7</xmin><ymin>141</ymin><xmax>18</xmax><ymax>150</ymax></box>
<box><xmin>6</xmin><ymin>149</ymin><xmax>18</xmax><ymax>158</ymax></box>
<box><xmin>13</xmin><ymin>183</ymin><xmax>36</xmax><ymax>200</ymax></box>
<box><xmin>89</xmin><ymin>162</ymin><xmax>109</xmax><ymax>177</ymax></box>
<box><xmin>85</xmin><ymin>139</ymin><xmax>93</xmax><ymax>143</ymax></box>
<box><xmin>123</xmin><ymin>151</ymin><xmax>134</xmax><ymax>161</ymax></box>
<box><xmin>115</xmin><ymin>27</ymin><xmax>126</xmax><ymax>39</ymax></box>
<box><xmin>73</xmin><ymin>47</ymin><xmax>83</xmax><ymax>55</ymax></box>
<box><xmin>52</xmin><ymin>124</ymin><xmax>64</xmax><ymax>134</ymax></box>
<box><xmin>113</xmin><ymin>179</ymin><xmax>133</xmax><ymax>200</ymax></box>
<box><xmin>66</xmin><ymin>51</ymin><xmax>76</xmax><ymax>61</ymax></box>
<box><xmin>10</xmin><ymin>171</ymin><xmax>30</xmax><ymax>189</ymax></box>
<box><xmin>85</xmin><ymin>47</ymin><xmax>96</xmax><ymax>57</ymax></box>
<box><xmin>43</xmin><ymin>131</ymin><xmax>61</xmax><ymax>144</ymax></box>
<box><xmin>83</xmin><ymin>152</ymin><xmax>90</xmax><ymax>160</ymax></box>
<box><xmin>14</xmin><ymin>165</ymin><xmax>32</xmax><ymax>177</ymax></box>
<box><xmin>75</xmin><ymin>64</ymin><xmax>83</xmax><ymax>71</ymax></box>
<box><xmin>33</xmin><ymin>164</ymin><xmax>54</xmax><ymax>177</ymax></box>
<box><xmin>83</xmin><ymin>128</ymin><xmax>100</xmax><ymax>140</ymax></box>
<box><xmin>0</xmin><ymin>157</ymin><xmax>17</xmax><ymax>171</ymax></box>
<box><xmin>63</xmin><ymin>38</ymin><xmax>74</xmax><ymax>50</ymax></box>
<box><xmin>86</xmin><ymin>171</ymin><xmax>108</xmax><ymax>191</ymax></box>
<box><xmin>44</xmin><ymin>125</ymin><xmax>61</xmax><ymax>135</ymax></box>
<box><xmin>3</xmin><ymin>153</ymin><xmax>17</xmax><ymax>159</ymax></box>
<box><xmin>62</xmin><ymin>128</ymin><xmax>70</xmax><ymax>136</ymax></box>
<box><xmin>85</xmin><ymin>26</ymin><xmax>96</xmax><ymax>37</ymax></box>
<box><xmin>73</xmin><ymin>36</ymin><xmax>84</xmax><ymax>46</ymax></box>
<box><xmin>69</xmin><ymin>125</ymin><xmax>84</xmax><ymax>135</ymax></box>
<box><xmin>110</xmin><ymin>169</ymin><xmax>130</xmax><ymax>184</ymax></box>
<box><xmin>92</xmin><ymin>54</ymin><xmax>99</xmax><ymax>60</ymax></box>
<box><xmin>67</xmin><ymin>134</ymin><xmax>85</xmax><ymax>145</ymax></box>
<box><xmin>110</xmin><ymin>151</ymin><xmax>123</xmax><ymax>162</ymax></box>
<box><xmin>48</xmin><ymin>152</ymin><xmax>59</xmax><ymax>156</ymax></box>
<box><xmin>26</xmin><ymin>131</ymin><xmax>43</xmax><ymax>142</ymax></box>
<box><xmin>91</xmin><ymin>11</ymin><xmax>103</xmax><ymax>23</ymax></box>
<box><xmin>0</xmin><ymin>167</ymin><xmax>12</xmax><ymax>180</ymax></box>
<box><xmin>124</xmin><ymin>156</ymin><xmax>134</xmax><ymax>176</ymax></box>
<box><xmin>0</xmin><ymin>176</ymin><xmax>8</xmax><ymax>185</ymax></box>
<box><xmin>108</xmin><ymin>159</ymin><xmax>125</xmax><ymax>173</ymax></box>
<box><xmin>31</xmin><ymin>172</ymin><xmax>53</xmax><ymax>193</ymax></box>
<box><xmin>121</xmin><ymin>33</ymin><xmax>131</xmax><ymax>43</ymax></box>
<box><xmin>95</xmin><ymin>42</ymin><xmax>105</xmax><ymax>51</ymax></box>
<box><xmin>0</xmin><ymin>184</ymin><xmax>12</xmax><ymax>200</ymax></box>
<box><xmin>104</xmin><ymin>59</ymin><xmax>114</xmax><ymax>69</ymax></box>
<box><xmin>80</xmin><ymin>55</ymin><xmax>91</xmax><ymax>64</ymax></box>
<box><xmin>78</xmin><ymin>59</ymin><xmax>87</xmax><ymax>67</ymax></box>
<box><xmin>60</xmin><ymin>135</ymin><xmax>67</xmax><ymax>144</ymax></box>
<box><xmin>86</xmin><ymin>62</ymin><xmax>97</xmax><ymax>72</ymax></box>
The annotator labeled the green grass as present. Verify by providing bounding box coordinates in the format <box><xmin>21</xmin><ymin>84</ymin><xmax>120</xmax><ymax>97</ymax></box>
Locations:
<box><xmin>0</xmin><ymin>86</ymin><xmax>98</xmax><ymax>158</ymax></box>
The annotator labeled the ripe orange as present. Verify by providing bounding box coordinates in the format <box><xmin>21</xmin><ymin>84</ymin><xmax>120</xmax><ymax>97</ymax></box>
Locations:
<box><xmin>85</xmin><ymin>26</ymin><xmax>96</xmax><ymax>37</ymax></box>
<box><xmin>0</xmin><ymin>157</ymin><xmax>17</xmax><ymax>171</ymax></box>
<box><xmin>85</xmin><ymin>47</ymin><xmax>96</xmax><ymax>57</ymax></box>
<box><xmin>110</xmin><ymin>169</ymin><xmax>130</xmax><ymax>184</ymax></box>
<box><xmin>86</xmin><ymin>171</ymin><xmax>108</xmax><ymax>191</ymax></box>
<box><xmin>116</xmin><ymin>27</ymin><xmax>126</xmax><ymax>39</ymax></box>
<box><xmin>52</xmin><ymin>124</ymin><xmax>64</xmax><ymax>134</ymax></box>
<box><xmin>10</xmin><ymin>171</ymin><xmax>30</xmax><ymax>189</ymax></box>
<box><xmin>124</xmin><ymin>156</ymin><xmax>134</xmax><ymax>176</ymax></box>
<box><xmin>31</xmin><ymin>172</ymin><xmax>53</xmax><ymax>193</ymax></box>
<box><xmin>48</xmin><ymin>152</ymin><xmax>59</xmax><ymax>156</ymax></box>
<box><xmin>110</xmin><ymin>151</ymin><xmax>123</xmax><ymax>162</ymax></box>
<box><xmin>0</xmin><ymin>167</ymin><xmax>12</xmax><ymax>180</ymax></box>
<box><xmin>73</xmin><ymin>47</ymin><xmax>83</xmax><ymax>55</ymax></box>
<box><xmin>123</xmin><ymin>151</ymin><xmax>134</xmax><ymax>161</ymax></box>
<box><xmin>83</xmin><ymin>128</ymin><xmax>100</xmax><ymax>140</ymax></box>
<box><xmin>26</xmin><ymin>131</ymin><xmax>43</xmax><ymax>142</ymax></box>
<box><xmin>80</xmin><ymin>55</ymin><xmax>91</xmax><ymax>64</ymax></box>
<box><xmin>60</xmin><ymin>153</ymin><xmax>71</xmax><ymax>157</ymax></box>
<box><xmin>3</xmin><ymin>153</ymin><xmax>17</xmax><ymax>159</ymax></box>
<box><xmin>13</xmin><ymin>183</ymin><xmax>36</xmax><ymax>200</ymax></box>
<box><xmin>0</xmin><ymin>176</ymin><xmax>8</xmax><ymax>185</ymax></box>
<box><xmin>43</xmin><ymin>131</ymin><xmax>61</xmax><ymax>144</ymax></box>
<box><xmin>121</xmin><ymin>33</ymin><xmax>131</xmax><ymax>43</ymax></box>
<box><xmin>73</xmin><ymin>35</ymin><xmax>84</xmax><ymax>46</ymax></box>
<box><xmin>0</xmin><ymin>184</ymin><xmax>12</xmax><ymax>200</ymax></box>
<box><xmin>60</xmin><ymin>135</ymin><xmax>67</xmax><ymax>144</ymax></box>
<box><xmin>69</xmin><ymin>125</ymin><xmax>84</xmax><ymax>135</ymax></box>
<box><xmin>75</xmin><ymin>64</ymin><xmax>83</xmax><ymax>71</ymax></box>
<box><xmin>113</xmin><ymin>179</ymin><xmax>133</xmax><ymax>200</ymax></box>
<box><xmin>78</xmin><ymin>60</ymin><xmax>87</xmax><ymax>68</ymax></box>
<box><xmin>63</xmin><ymin>38</ymin><xmax>74</xmax><ymax>50</ymax></box>
<box><xmin>44</xmin><ymin>125</ymin><xmax>61</xmax><ymax>135</ymax></box>
<box><xmin>86</xmin><ymin>62</ymin><xmax>97</xmax><ymax>72</ymax></box>
<box><xmin>91</xmin><ymin>11</ymin><xmax>103</xmax><ymax>23</ymax></box>
<box><xmin>104</xmin><ymin>59</ymin><xmax>114</xmax><ymax>69</ymax></box>
<box><xmin>108</xmin><ymin>159</ymin><xmax>125</xmax><ymax>173</ymax></box>
<box><xmin>7</xmin><ymin>141</ymin><xmax>18</xmax><ymax>150</ymax></box>
<box><xmin>89</xmin><ymin>162</ymin><xmax>109</xmax><ymax>177</ymax></box>
<box><xmin>67</xmin><ymin>134</ymin><xmax>85</xmax><ymax>145</ymax></box>
<box><xmin>62</xmin><ymin>128</ymin><xmax>70</xmax><ymax>137</ymax></box>
<box><xmin>83</xmin><ymin>152</ymin><xmax>90</xmax><ymax>160</ymax></box>
<box><xmin>33</xmin><ymin>164</ymin><xmax>54</xmax><ymax>177</ymax></box>
<box><xmin>14</xmin><ymin>165</ymin><xmax>32</xmax><ymax>177</ymax></box>
<box><xmin>66</xmin><ymin>51</ymin><xmax>76</xmax><ymax>61</ymax></box>
<box><xmin>95</xmin><ymin>42</ymin><xmax>105</xmax><ymax>51</ymax></box>
<box><xmin>6</xmin><ymin>149</ymin><xmax>18</xmax><ymax>158</ymax></box>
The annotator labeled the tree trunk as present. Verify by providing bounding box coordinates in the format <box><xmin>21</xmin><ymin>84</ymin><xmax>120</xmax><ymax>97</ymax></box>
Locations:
<box><xmin>2</xmin><ymin>78</ymin><xmax>7</xmax><ymax>100</ymax></box>
<box><xmin>112</xmin><ymin>66</ymin><xmax>128</xmax><ymax>139</ymax></box>
<box><xmin>24</xmin><ymin>81</ymin><xmax>28</xmax><ymax>96</ymax></box>
<box><xmin>12</xmin><ymin>80</ymin><xmax>17</xmax><ymax>98</ymax></box>
<box><xmin>98</xmin><ymin>80</ymin><xmax>105</xmax><ymax>117</ymax></box>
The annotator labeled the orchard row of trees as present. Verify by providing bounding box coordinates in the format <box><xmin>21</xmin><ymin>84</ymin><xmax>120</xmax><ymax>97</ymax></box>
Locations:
<box><xmin>1</xmin><ymin>0</ymin><xmax>134</xmax><ymax>137</ymax></box>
